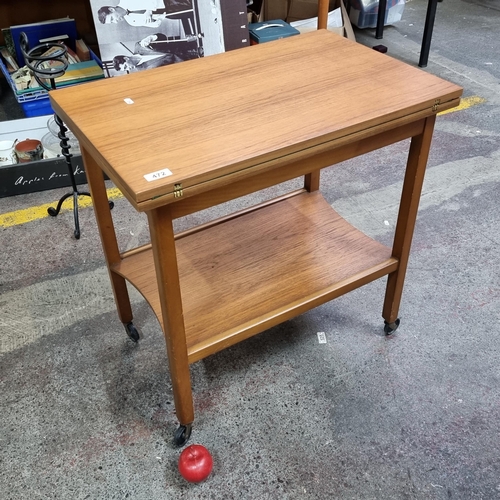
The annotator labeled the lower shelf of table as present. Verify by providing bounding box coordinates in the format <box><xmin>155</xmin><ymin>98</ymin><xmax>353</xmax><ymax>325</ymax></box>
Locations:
<box><xmin>112</xmin><ymin>190</ymin><xmax>398</xmax><ymax>363</ymax></box>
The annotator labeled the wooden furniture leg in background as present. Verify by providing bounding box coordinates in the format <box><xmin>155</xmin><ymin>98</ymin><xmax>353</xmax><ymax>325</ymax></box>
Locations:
<box><xmin>81</xmin><ymin>148</ymin><xmax>137</xmax><ymax>341</ymax></box>
<box><xmin>147</xmin><ymin>205</ymin><xmax>194</xmax><ymax>446</ymax></box>
<box><xmin>317</xmin><ymin>0</ymin><xmax>329</xmax><ymax>29</ymax></box>
<box><xmin>382</xmin><ymin>115</ymin><xmax>437</xmax><ymax>333</ymax></box>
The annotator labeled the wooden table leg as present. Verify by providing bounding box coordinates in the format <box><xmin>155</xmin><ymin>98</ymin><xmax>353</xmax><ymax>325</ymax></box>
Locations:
<box><xmin>81</xmin><ymin>147</ymin><xmax>133</xmax><ymax>326</ymax></box>
<box><xmin>147</xmin><ymin>205</ymin><xmax>194</xmax><ymax>444</ymax></box>
<box><xmin>304</xmin><ymin>170</ymin><xmax>320</xmax><ymax>192</ymax></box>
<box><xmin>382</xmin><ymin>114</ymin><xmax>436</xmax><ymax>327</ymax></box>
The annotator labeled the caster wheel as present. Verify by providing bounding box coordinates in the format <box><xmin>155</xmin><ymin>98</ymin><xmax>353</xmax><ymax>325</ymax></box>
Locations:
<box><xmin>384</xmin><ymin>318</ymin><xmax>400</xmax><ymax>335</ymax></box>
<box><xmin>173</xmin><ymin>424</ymin><xmax>192</xmax><ymax>447</ymax></box>
<box><xmin>48</xmin><ymin>207</ymin><xmax>57</xmax><ymax>217</ymax></box>
<box><xmin>125</xmin><ymin>322</ymin><xmax>140</xmax><ymax>342</ymax></box>
<box><xmin>109</xmin><ymin>201</ymin><xmax>114</xmax><ymax>210</ymax></box>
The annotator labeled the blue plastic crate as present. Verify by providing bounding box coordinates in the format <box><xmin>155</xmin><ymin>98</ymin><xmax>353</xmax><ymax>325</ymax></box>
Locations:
<box><xmin>347</xmin><ymin>0</ymin><xmax>405</xmax><ymax>29</ymax></box>
<box><xmin>0</xmin><ymin>49</ymin><xmax>103</xmax><ymax>118</ymax></box>
<box><xmin>20</xmin><ymin>98</ymin><xmax>54</xmax><ymax>117</ymax></box>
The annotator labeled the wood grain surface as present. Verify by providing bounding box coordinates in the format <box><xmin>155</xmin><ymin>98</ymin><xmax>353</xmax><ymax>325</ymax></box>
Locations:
<box><xmin>112</xmin><ymin>191</ymin><xmax>398</xmax><ymax>362</ymax></box>
<box><xmin>50</xmin><ymin>30</ymin><xmax>462</xmax><ymax>207</ymax></box>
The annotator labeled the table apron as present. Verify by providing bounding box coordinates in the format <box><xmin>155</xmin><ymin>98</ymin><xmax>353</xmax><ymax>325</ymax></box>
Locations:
<box><xmin>167</xmin><ymin>117</ymin><xmax>426</xmax><ymax>220</ymax></box>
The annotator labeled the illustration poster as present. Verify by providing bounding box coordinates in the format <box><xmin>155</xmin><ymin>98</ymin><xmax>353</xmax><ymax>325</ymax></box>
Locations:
<box><xmin>89</xmin><ymin>0</ymin><xmax>226</xmax><ymax>77</ymax></box>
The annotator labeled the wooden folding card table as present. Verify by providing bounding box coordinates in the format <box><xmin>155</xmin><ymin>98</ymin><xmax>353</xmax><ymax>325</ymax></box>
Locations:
<box><xmin>50</xmin><ymin>30</ymin><xmax>462</xmax><ymax>445</ymax></box>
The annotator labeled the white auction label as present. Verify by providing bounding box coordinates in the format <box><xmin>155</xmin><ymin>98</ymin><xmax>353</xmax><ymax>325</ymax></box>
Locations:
<box><xmin>317</xmin><ymin>332</ymin><xmax>327</xmax><ymax>344</ymax></box>
<box><xmin>144</xmin><ymin>168</ymin><xmax>173</xmax><ymax>181</ymax></box>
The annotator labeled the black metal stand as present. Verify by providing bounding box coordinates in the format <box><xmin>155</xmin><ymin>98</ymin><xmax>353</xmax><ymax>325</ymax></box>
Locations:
<box><xmin>19</xmin><ymin>33</ymin><xmax>113</xmax><ymax>239</ymax></box>
<box><xmin>46</xmin><ymin>114</ymin><xmax>93</xmax><ymax>239</ymax></box>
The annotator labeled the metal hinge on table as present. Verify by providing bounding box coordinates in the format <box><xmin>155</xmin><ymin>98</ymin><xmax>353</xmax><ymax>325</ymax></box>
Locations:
<box><xmin>432</xmin><ymin>99</ymin><xmax>441</xmax><ymax>113</ymax></box>
<box><xmin>173</xmin><ymin>183</ymin><xmax>184</xmax><ymax>198</ymax></box>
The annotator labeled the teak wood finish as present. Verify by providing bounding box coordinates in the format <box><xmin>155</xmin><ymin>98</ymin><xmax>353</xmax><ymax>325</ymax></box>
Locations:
<box><xmin>50</xmin><ymin>30</ymin><xmax>462</xmax><ymax>438</ymax></box>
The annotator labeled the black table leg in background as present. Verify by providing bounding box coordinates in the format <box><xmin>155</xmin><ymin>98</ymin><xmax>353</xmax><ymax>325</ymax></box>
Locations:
<box><xmin>419</xmin><ymin>0</ymin><xmax>440</xmax><ymax>67</ymax></box>
<box><xmin>375</xmin><ymin>0</ymin><xmax>387</xmax><ymax>39</ymax></box>
<box><xmin>374</xmin><ymin>0</ymin><xmax>441</xmax><ymax>68</ymax></box>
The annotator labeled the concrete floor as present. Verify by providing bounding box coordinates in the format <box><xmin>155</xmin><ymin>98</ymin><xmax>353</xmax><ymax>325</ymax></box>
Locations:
<box><xmin>1</xmin><ymin>1</ymin><xmax>499</xmax><ymax>498</ymax></box>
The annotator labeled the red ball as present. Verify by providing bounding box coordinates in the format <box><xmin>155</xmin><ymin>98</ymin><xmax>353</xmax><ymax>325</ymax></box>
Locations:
<box><xmin>178</xmin><ymin>444</ymin><xmax>213</xmax><ymax>483</ymax></box>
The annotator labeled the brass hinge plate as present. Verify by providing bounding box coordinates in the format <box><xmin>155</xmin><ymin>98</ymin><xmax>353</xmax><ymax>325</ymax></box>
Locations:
<box><xmin>432</xmin><ymin>99</ymin><xmax>441</xmax><ymax>113</ymax></box>
<box><xmin>173</xmin><ymin>183</ymin><xmax>184</xmax><ymax>198</ymax></box>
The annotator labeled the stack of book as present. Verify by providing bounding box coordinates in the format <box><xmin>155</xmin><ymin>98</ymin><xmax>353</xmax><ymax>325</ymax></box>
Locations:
<box><xmin>35</xmin><ymin>44</ymin><xmax>103</xmax><ymax>89</ymax></box>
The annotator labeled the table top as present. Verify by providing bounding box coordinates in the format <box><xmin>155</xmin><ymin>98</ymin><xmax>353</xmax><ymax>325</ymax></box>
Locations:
<box><xmin>50</xmin><ymin>30</ymin><xmax>462</xmax><ymax>209</ymax></box>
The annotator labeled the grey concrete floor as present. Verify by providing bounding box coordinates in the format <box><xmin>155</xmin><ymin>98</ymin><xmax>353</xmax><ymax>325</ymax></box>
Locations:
<box><xmin>1</xmin><ymin>1</ymin><xmax>500</xmax><ymax>498</ymax></box>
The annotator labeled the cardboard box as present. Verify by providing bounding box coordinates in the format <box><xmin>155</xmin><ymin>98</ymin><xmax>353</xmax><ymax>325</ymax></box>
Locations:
<box><xmin>0</xmin><ymin>116</ymin><xmax>88</xmax><ymax>197</ymax></box>
<box><xmin>0</xmin><ymin>155</ymin><xmax>87</xmax><ymax>198</ymax></box>
<box><xmin>247</xmin><ymin>0</ymin><xmax>265</xmax><ymax>23</ymax></box>
<box><xmin>258</xmin><ymin>0</ymin><xmax>355</xmax><ymax>41</ymax></box>
<box><xmin>249</xmin><ymin>20</ymin><xmax>300</xmax><ymax>44</ymax></box>
<box><xmin>264</xmin><ymin>0</ymin><xmax>290</xmax><ymax>22</ymax></box>
<box><xmin>288</xmin><ymin>0</ymin><xmax>336</xmax><ymax>21</ymax></box>
<box><xmin>288</xmin><ymin>0</ymin><xmax>355</xmax><ymax>40</ymax></box>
